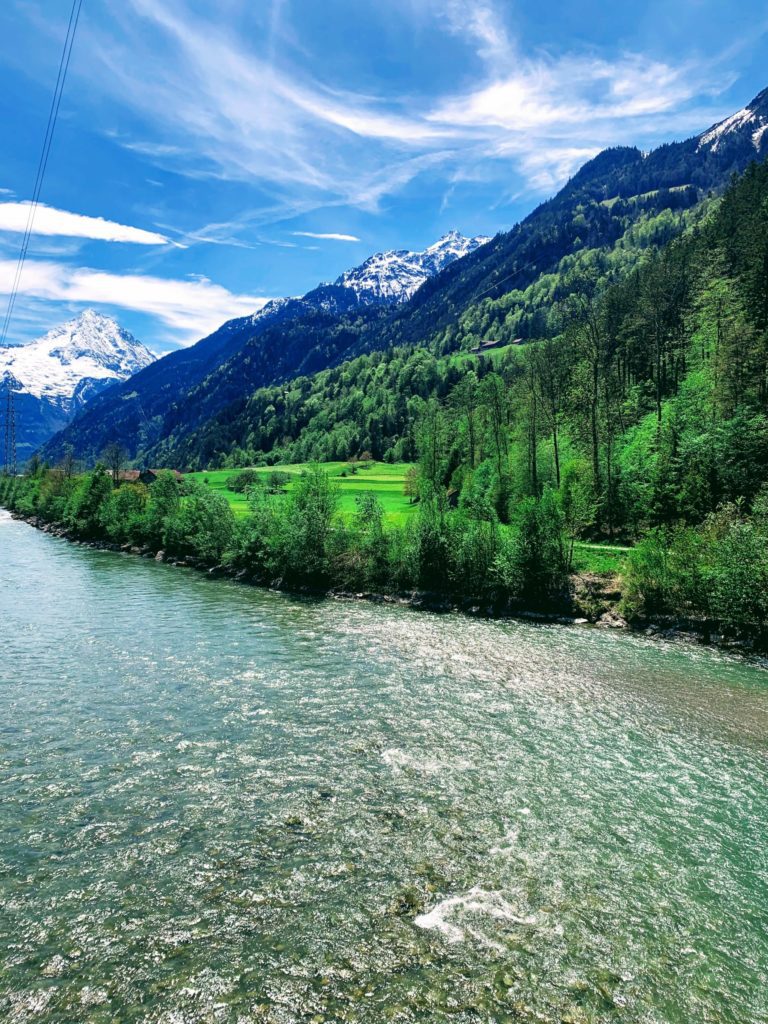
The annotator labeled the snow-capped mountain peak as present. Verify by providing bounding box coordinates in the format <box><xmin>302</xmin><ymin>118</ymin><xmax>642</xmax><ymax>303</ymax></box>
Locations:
<box><xmin>0</xmin><ymin>309</ymin><xmax>155</xmax><ymax>402</ymax></box>
<box><xmin>334</xmin><ymin>231</ymin><xmax>491</xmax><ymax>304</ymax></box>
<box><xmin>1</xmin><ymin>309</ymin><xmax>156</xmax><ymax>459</ymax></box>
<box><xmin>697</xmin><ymin>87</ymin><xmax>768</xmax><ymax>154</ymax></box>
<box><xmin>425</xmin><ymin>229</ymin><xmax>482</xmax><ymax>257</ymax></box>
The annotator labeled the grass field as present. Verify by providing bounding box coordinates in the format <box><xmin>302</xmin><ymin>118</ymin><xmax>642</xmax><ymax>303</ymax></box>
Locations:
<box><xmin>189</xmin><ymin>462</ymin><xmax>630</xmax><ymax>574</ymax></box>
<box><xmin>570</xmin><ymin>542</ymin><xmax>629</xmax><ymax>574</ymax></box>
<box><xmin>189</xmin><ymin>462</ymin><xmax>416</xmax><ymax>525</ymax></box>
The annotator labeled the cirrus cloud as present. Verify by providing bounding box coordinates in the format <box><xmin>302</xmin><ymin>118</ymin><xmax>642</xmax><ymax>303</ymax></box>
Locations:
<box><xmin>291</xmin><ymin>231</ymin><xmax>361</xmax><ymax>242</ymax></box>
<box><xmin>76</xmin><ymin>0</ymin><xmax>738</xmax><ymax>225</ymax></box>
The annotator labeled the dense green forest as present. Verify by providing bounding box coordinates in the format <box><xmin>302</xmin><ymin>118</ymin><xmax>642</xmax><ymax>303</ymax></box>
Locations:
<box><xmin>161</xmin><ymin>163</ymin><xmax>768</xmax><ymax>525</ymax></box>
<box><xmin>150</xmin><ymin>202</ymin><xmax>707</xmax><ymax>469</ymax></box>
<box><xmin>39</xmin><ymin>91</ymin><xmax>768</xmax><ymax>468</ymax></box>
<box><xmin>4</xmin><ymin>160</ymin><xmax>768</xmax><ymax>639</ymax></box>
<box><xmin>121</xmin><ymin>170</ymin><xmax>725</xmax><ymax>466</ymax></box>
<box><xmin>147</xmin><ymin>161</ymin><xmax>707</xmax><ymax>463</ymax></box>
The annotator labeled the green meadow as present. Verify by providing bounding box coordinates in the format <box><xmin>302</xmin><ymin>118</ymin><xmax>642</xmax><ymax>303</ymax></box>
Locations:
<box><xmin>569</xmin><ymin>542</ymin><xmax>629</xmax><ymax>574</ymax></box>
<box><xmin>189</xmin><ymin>462</ymin><xmax>416</xmax><ymax>526</ymax></box>
<box><xmin>189</xmin><ymin>462</ymin><xmax>628</xmax><ymax>574</ymax></box>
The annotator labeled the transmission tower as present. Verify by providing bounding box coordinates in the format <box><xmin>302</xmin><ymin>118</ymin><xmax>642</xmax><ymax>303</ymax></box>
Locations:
<box><xmin>3</xmin><ymin>381</ymin><xmax>17</xmax><ymax>476</ymax></box>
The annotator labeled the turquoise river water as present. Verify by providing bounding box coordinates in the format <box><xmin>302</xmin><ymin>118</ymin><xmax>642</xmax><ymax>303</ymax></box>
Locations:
<box><xmin>1</xmin><ymin>509</ymin><xmax>767</xmax><ymax>1023</ymax></box>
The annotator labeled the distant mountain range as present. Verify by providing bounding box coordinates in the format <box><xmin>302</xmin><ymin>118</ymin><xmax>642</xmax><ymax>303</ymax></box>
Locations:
<box><xmin>34</xmin><ymin>232</ymin><xmax>488</xmax><ymax>464</ymax></box>
<box><xmin>38</xmin><ymin>84</ymin><xmax>768</xmax><ymax>469</ymax></box>
<box><xmin>0</xmin><ymin>310</ymin><xmax>154</xmax><ymax>458</ymax></box>
<box><xmin>335</xmin><ymin>230</ymin><xmax>490</xmax><ymax>304</ymax></box>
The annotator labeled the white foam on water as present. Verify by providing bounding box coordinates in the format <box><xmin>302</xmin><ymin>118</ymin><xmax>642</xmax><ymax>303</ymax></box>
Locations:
<box><xmin>383</xmin><ymin>747</ymin><xmax>432</xmax><ymax>774</ymax></box>
<box><xmin>382</xmin><ymin>747</ymin><xmax>471</xmax><ymax>775</ymax></box>
<box><xmin>414</xmin><ymin>885</ymin><xmax>537</xmax><ymax>947</ymax></box>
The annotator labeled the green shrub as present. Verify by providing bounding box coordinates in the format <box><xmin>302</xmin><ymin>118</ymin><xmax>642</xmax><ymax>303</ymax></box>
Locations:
<box><xmin>99</xmin><ymin>483</ymin><xmax>149</xmax><ymax>544</ymax></box>
<box><xmin>226</xmin><ymin>469</ymin><xmax>262</xmax><ymax>493</ymax></box>
<box><xmin>493</xmin><ymin>490</ymin><xmax>569</xmax><ymax>604</ymax></box>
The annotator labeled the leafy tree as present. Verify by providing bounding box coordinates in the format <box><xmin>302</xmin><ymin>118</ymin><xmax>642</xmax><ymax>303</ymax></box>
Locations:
<box><xmin>281</xmin><ymin>465</ymin><xmax>339</xmax><ymax>582</ymax></box>
<box><xmin>403</xmin><ymin>465</ymin><xmax>420</xmax><ymax>503</ymax></box>
<box><xmin>703</xmin><ymin>502</ymin><xmax>768</xmax><ymax>629</ymax></box>
<box><xmin>166</xmin><ymin>484</ymin><xmax>235</xmax><ymax>563</ymax></box>
<box><xmin>100</xmin><ymin>483</ymin><xmax>148</xmax><ymax>544</ymax></box>
<box><xmin>226</xmin><ymin>469</ymin><xmax>262</xmax><ymax>493</ymax></box>
<box><xmin>65</xmin><ymin>466</ymin><xmax>113</xmax><ymax>537</ymax></box>
<box><xmin>103</xmin><ymin>442</ymin><xmax>127</xmax><ymax>486</ymax></box>
<box><xmin>494</xmin><ymin>489</ymin><xmax>568</xmax><ymax>604</ymax></box>
<box><xmin>144</xmin><ymin>471</ymin><xmax>182</xmax><ymax>549</ymax></box>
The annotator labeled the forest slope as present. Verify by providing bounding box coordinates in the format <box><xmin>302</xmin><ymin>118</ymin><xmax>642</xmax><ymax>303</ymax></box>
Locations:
<box><xmin>40</xmin><ymin>87</ymin><xmax>768</xmax><ymax>468</ymax></box>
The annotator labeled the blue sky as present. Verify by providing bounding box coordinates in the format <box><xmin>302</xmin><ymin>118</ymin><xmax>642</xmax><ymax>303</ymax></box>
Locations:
<box><xmin>0</xmin><ymin>0</ymin><xmax>766</xmax><ymax>353</ymax></box>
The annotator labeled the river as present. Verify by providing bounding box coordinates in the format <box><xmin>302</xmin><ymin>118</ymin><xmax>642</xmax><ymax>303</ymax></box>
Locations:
<box><xmin>1</xmin><ymin>509</ymin><xmax>767</xmax><ymax>1023</ymax></box>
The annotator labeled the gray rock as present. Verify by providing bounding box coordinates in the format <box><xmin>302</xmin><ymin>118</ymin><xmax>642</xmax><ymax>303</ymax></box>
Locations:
<box><xmin>597</xmin><ymin>611</ymin><xmax>629</xmax><ymax>629</ymax></box>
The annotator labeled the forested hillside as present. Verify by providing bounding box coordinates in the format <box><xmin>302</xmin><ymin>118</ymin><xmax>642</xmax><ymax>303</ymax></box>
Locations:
<box><xmin>34</xmin><ymin>292</ymin><xmax>382</xmax><ymax>466</ymax></box>
<box><xmin>10</xmin><ymin>159</ymin><xmax>768</xmax><ymax>637</ymax></box>
<box><xmin>158</xmin><ymin>160</ymin><xmax>768</xmax><ymax>508</ymax></box>
<box><xmin>39</xmin><ymin>87</ymin><xmax>768</xmax><ymax>467</ymax></box>
<box><xmin>159</xmin><ymin>156</ymin><xmax>768</xmax><ymax>629</ymax></box>
<box><xmin>36</xmin><ymin>235</ymin><xmax>483</xmax><ymax>465</ymax></box>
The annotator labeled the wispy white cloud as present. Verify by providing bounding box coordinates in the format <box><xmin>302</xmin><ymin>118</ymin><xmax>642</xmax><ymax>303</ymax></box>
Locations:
<box><xmin>429</xmin><ymin>51</ymin><xmax>717</xmax><ymax>133</ymax></box>
<box><xmin>0</xmin><ymin>201</ymin><xmax>178</xmax><ymax>246</ymax></box>
<box><xmin>292</xmin><ymin>231</ymin><xmax>361</xmax><ymax>242</ymax></box>
<box><xmin>347</xmin><ymin>152</ymin><xmax>457</xmax><ymax>211</ymax></box>
<box><xmin>83</xmin><ymin>0</ymin><xmax>452</xmax><ymax>213</ymax></box>
<box><xmin>74</xmin><ymin>0</ymin><xmax>735</xmax><ymax>225</ymax></box>
<box><xmin>0</xmin><ymin>258</ymin><xmax>268</xmax><ymax>343</ymax></box>
<box><xmin>435</xmin><ymin>0</ymin><xmax>513</xmax><ymax>63</ymax></box>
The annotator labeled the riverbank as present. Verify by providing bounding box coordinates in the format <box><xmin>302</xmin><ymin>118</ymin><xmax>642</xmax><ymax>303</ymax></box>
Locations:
<box><xmin>10</xmin><ymin>508</ymin><xmax>765</xmax><ymax>654</ymax></box>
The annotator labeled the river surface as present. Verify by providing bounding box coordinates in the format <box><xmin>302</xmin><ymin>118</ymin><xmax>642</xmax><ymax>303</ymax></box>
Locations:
<box><xmin>1</xmin><ymin>510</ymin><xmax>767</xmax><ymax>1024</ymax></box>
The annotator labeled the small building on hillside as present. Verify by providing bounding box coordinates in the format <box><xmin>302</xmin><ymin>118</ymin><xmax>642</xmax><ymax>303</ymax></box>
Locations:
<box><xmin>469</xmin><ymin>338</ymin><xmax>523</xmax><ymax>355</ymax></box>
<box><xmin>108</xmin><ymin>468</ymin><xmax>184</xmax><ymax>485</ymax></box>
<box><xmin>111</xmin><ymin>469</ymin><xmax>152</xmax><ymax>484</ymax></box>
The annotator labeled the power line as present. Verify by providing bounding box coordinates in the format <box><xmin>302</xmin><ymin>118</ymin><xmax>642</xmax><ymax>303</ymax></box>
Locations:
<box><xmin>1</xmin><ymin>0</ymin><xmax>84</xmax><ymax>347</ymax></box>
<box><xmin>2</xmin><ymin>0</ymin><xmax>84</xmax><ymax>474</ymax></box>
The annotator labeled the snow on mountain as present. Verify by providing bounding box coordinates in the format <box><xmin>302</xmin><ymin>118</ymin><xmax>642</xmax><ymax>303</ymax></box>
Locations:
<box><xmin>697</xmin><ymin>87</ymin><xmax>768</xmax><ymax>154</ymax></box>
<box><xmin>0</xmin><ymin>308</ymin><xmax>155</xmax><ymax>402</ymax></box>
<box><xmin>33</xmin><ymin>231</ymin><xmax>490</xmax><ymax>463</ymax></box>
<box><xmin>334</xmin><ymin>230</ymin><xmax>491</xmax><ymax>304</ymax></box>
<box><xmin>1</xmin><ymin>309</ymin><xmax>155</xmax><ymax>458</ymax></box>
<box><xmin>217</xmin><ymin>231</ymin><xmax>491</xmax><ymax>342</ymax></box>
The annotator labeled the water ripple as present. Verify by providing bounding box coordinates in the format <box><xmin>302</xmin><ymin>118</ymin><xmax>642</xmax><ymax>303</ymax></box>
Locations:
<box><xmin>1</xmin><ymin>513</ymin><xmax>767</xmax><ymax>1023</ymax></box>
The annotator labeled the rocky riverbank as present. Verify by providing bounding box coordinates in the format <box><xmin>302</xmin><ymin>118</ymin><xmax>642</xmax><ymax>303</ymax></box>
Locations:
<box><xmin>10</xmin><ymin>509</ymin><xmax>766</xmax><ymax>655</ymax></box>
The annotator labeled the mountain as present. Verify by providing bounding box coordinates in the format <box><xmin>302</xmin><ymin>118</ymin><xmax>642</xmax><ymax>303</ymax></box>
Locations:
<box><xmin>697</xmin><ymin>86</ymin><xmax>768</xmax><ymax>155</ymax></box>
<box><xmin>363</xmin><ymin>92</ymin><xmax>768</xmax><ymax>355</ymax></box>
<box><xmin>1</xmin><ymin>310</ymin><xmax>155</xmax><ymax>459</ymax></box>
<box><xmin>40</xmin><ymin>86</ymin><xmax>768</xmax><ymax>469</ymax></box>
<box><xmin>37</xmin><ymin>233</ymin><xmax>488</xmax><ymax>463</ymax></box>
<box><xmin>336</xmin><ymin>230</ymin><xmax>490</xmax><ymax>304</ymax></box>
<box><xmin>7</xmin><ymin>159</ymin><xmax>768</xmax><ymax>640</ymax></box>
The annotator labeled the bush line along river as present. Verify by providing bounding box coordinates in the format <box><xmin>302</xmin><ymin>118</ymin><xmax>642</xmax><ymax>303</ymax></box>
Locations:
<box><xmin>1</xmin><ymin>509</ymin><xmax>767</xmax><ymax>1024</ymax></box>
